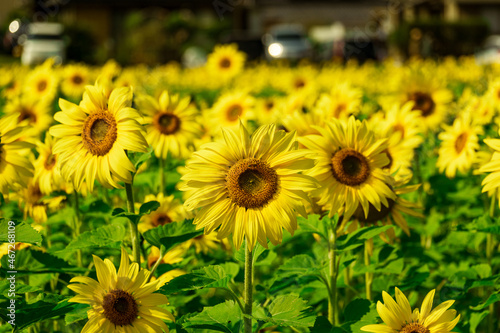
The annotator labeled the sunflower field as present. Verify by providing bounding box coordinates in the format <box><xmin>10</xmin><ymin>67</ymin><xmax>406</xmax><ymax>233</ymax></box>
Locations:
<box><xmin>1</xmin><ymin>44</ymin><xmax>500</xmax><ymax>333</ymax></box>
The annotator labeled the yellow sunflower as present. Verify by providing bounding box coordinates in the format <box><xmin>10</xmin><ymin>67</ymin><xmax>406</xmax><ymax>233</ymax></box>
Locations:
<box><xmin>205</xmin><ymin>91</ymin><xmax>255</xmax><ymax>135</ymax></box>
<box><xmin>315</xmin><ymin>82</ymin><xmax>363</xmax><ymax>121</ymax></box>
<box><xmin>33</xmin><ymin>135</ymin><xmax>64</xmax><ymax>195</ymax></box>
<box><xmin>24</xmin><ymin>59</ymin><xmax>59</xmax><ymax>102</ymax></box>
<box><xmin>50</xmin><ymin>81</ymin><xmax>149</xmax><ymax>192</ymax></box>
<box><xmin>361</xmin><ymin>288</ymin><xmax>460</xmax><ymax>333</ymax></box>
<box><xmin>61</xmin><ymin>64</ymin><xmax>92</xmax><ymax>100</ymax></box>
<box><xmin>405</xmin><ymin>87</ymin><xmax>453</xmax><ymax>132</ymax></box>
<box><xmin>300</xmin><ymin>117</ymin><xmax>396</xmax><ymax>224</ymax></box>
<box><xmin>68</xmin><ymin>247</ymin><xmax>174</xmax><ymax>333</ymax></box>
<box><xmin>437</xmin><ymin>111</ymin><xmax>482</xmax><ymax>178</ymax></box>
<box><xmin>206</xmin><ymin>43</ymin><xmax>246</xmax><ymax>80</ymax></box>
<box><xmin>138</xmin><ymin>193</ymin><xmax>192</xmax><ymax>234</ymax></box>
<box><xmin>0</xmin><ymin>113</ymin><xmax>34</xmax><ymax>195</ymax></box>
<box><xmin>136</xmin><ymin>91</ymin><xmax>201</xmax><ymax>159</ymax></box>
<box><xmin>182</xmin><ymin>232</ymin><xmax>222</xmax><ymax>254</ymax></box>
<box><xmin>4</xmin><ymin>95</ymin><xmax>53</xmax><ymax>138</ymax></box>
<box><xmin>181</xmin><ymin>122</ymin><xmax>318</xmax><ymax>250</ymax></box>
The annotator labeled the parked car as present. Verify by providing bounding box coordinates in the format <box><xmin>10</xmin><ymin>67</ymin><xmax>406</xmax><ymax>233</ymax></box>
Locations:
<box><xmin>21</xmin><ymin>23</ymin><xmax>65</xmax><ymax>65</ymax></box>
<box><xmin>263</xmin><ymin>24</ymin><xmax>312</xmax><ymax>61</ymax></box>
<box><xmin>475</xmin><ymin>35</ymin><xmax>500</xmax><ymax>65</ymax></box>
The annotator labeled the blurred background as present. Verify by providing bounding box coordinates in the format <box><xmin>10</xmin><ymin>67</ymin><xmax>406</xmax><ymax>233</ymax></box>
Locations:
<box><xmin>0</xmin><ymin>0</ymin><xmax>499</xmax><ymax>66</ymax></box>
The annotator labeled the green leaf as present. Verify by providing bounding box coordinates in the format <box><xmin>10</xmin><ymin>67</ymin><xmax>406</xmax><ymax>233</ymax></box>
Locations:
<box><xmin>143</xmin><ymin>219</ymin><xmax>202</xmax><ymax>252</ymax></box>
<box><xmin>335</xmin><ymin>225</ymin><xmax>393</xmax><ymax>252</ymax></box>
<box><xmin>471</xmin><ymin>292</ymin><xmax>500</xmax><ymax>310</ymax></box>
<box><xmin>64</xmin><ymin>304</ymin><xmax>90</xmax><ymax>325</ymax></box>
<box><xmin>267</xmin><ymin>294</ymin><xmax>316</xmax><ymax>328</ymax></box>
<box><xmin>139</xmin><ymin>200</ymin><xmax>160</xmax><ymax>215</ymax></box>
<box><xmin>343</xmin><ymin>298</ymin><xmax>371</xmax><ymax>322</ymax></box>
<box><xmin>0</xmin><ymin>220</ymin><xmax>42</xmax><ymax>245</ymax></box>
<box><xmin>60</xmin><ymin>224</ymin><xmax>126</xmax><ymax>253</ymax></box>
<box><xmin>183</xmin><ymin>300</ymin><xmax>242</xmax><ymax>333</ymax></box>
<box><xmin>129</xmin><ymin>146</ymin><xmax>153</xmax><ymax>169</ymax></box>
<box><xmin>297</xmin><ymin>214</ymin><xmax>332</xmax><ymax>241</ymax></box>
<box><xmin>278</xmin><ymin>254</ymin><xmax>323</xmax><ymax>278</ymax></box>
<box><xmin>111</xmin><ymin>208</ymin><xmax>141</xmax><ymax>225</ymax></box>
<box><xmin>469</xmin><ymin>310</ymin><xmax>489</xmax><ymax>333</ymax></box>
<box><xmin>160</xmin><ymin>265</ymin><xmax>231</xmax><ymax>294</ymax></box>
<box><xmin>0</xmin><ymin>279</ymin><xmax>40</xmax><ymax>297</ymax></box>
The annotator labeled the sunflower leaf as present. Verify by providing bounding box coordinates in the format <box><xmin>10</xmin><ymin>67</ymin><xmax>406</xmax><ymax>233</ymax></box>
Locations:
<box><xmin>143</xmin><ymin>218</ymin><xmax>202</xmax><ymax>252</ymax></box>
<box><xmin>0</xmin><ymin>220</ymin><xmax>42</xmax><ymax>245</ymax></box>
<box><xmin>335</xmin><ymin>225</ymin><xmax>393</xmax><ymax>252</ymax></box>
<box><xmin>160</xmin><ymin>265</ymin><xmax>231</xmax><ymax>294</ymax></box>
<box><xmin>182</xmin><ymin>300</ymin><xmax>242</xmax><ymax>333</ymax></box>
<box><xmin>139</xmin><ymin>200</ymin><xmax>160</xmax><ymax>215</ymax></box>
<box><xmin>111</xmin><ymin>208</ymin><xmax>141</xmax><ymax>225</ymax></box>
<box><xmin>297</xmin><ymin>214</ymin><xmax>330</xmax><ymax>241</ymax></box>
<box><xmin>278</xmin><ymin>254</ymin><xmax>323</xmax><ymax>278</ymax></box>
<box><xmin>470</xmin><ymin>291</ymin><xmax>500</xmax><ymax>310</ymax></box>
<box><xmin>60</xmin><ymin>224</ymin><xmax>126</xmax><ymax>253</ymax></box>
<box><xmin>129</xmin><ymin>146</ymin><xmax>153</xmax><ymax>169</ymax></box>
<box><xmin>266</xmin><ymin>294</ymin><xmax>316</xmax><ymax>328</ymax></box>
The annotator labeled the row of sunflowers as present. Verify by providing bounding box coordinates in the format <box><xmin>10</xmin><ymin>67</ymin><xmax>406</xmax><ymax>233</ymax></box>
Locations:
<box><xmin>1</xmin><ymin>44</ymin><xmax>500</xmax><ymax>332</ymax></box>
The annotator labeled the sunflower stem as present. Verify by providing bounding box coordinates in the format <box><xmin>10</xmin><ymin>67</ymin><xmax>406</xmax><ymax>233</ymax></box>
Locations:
<box><xmin>125</xmin><ymin>180</ymin><xmax>141</xmax><ymax>265</ymax></box>
<box><xmin>73</xmin><ymin>192</ymin><xmax>83</xmax><ymax>267</ymax></box>
<box><xmin>364</xmin><ymin>241</ymin><xmax>372</xmax><ymax>301</ymax></box>
<box><xmin>159</xmin><ymin>157</ymin><xmax>165</xmax><ymax>194</ymax></box>
<box><xmin>147</xmin><ymin>246</ymin><xmax>165</xmax><ymax>283</ymax></box>
<box><xmin>244</xmin><ymin>241</ymin><xmax>254</xmax><ymax>333</ymax></box>
<box><xmin>328</xmin><ymin>225</ymin><xmax>338</xmax><ymax>326</ymax></box>
<box><xmin>488</xmin><ymin>195</ymin><xmax>495</xmax><ymax>333</ymax></box>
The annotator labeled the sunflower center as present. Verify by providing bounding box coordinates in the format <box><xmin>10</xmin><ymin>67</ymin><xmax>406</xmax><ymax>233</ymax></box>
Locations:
<box><xmin>455</xmin><ymin>132</ymin><xmax>468</xmax><ymax>154</ymax></box>
<box><xmin>102</xmin><ymin>289</ymin><xmax>138</xmax><ymax>326</ymax></box>
<box><xmin>265</xmin><ymin>101</ymin><xmax>274</xmax><ymax>111</ymax></box>
<box><xmin>331</xmin><ymin>148</ymin><xmax>370</xmax><ymax>186</ymax></box>
<box><xmin>294</xmin><ymin>78</ymin><xmax>305</xmax><ymax>89</ymax></box>
<box><xmin>354</xmin><ymin>198</ymin><xmax>396</xmax><ymax>223</ymax></box>
<box><xmin>409</xmin><ymin>92</ymin><xmax>435</xmax><ymax>117</ymax></box>
<box><xmin>383</xmin><ymin>149</ymin><xmax>393</xmax><ymax>169</ymax></box>
<box><xmin>219</xmin><ymin>57</ymin><xmax>231</xmax><ymax>68</ymax></box>
<box><xmin>334</xmin><ymin>103</ymin><xmax>346</xmax><ymax>118</ymax></box>
<box><xmin>71</xmin><ymin>75</ymin><xmax>83</xmax><ymax>84</ymax></box>
<box><xmin>393</xmin><ymin>123</ymin><xmax>405</xmax><ymax>138</ymax></box>
<box><xmin>82</xmin><ymin>111</ymin><xmax>118</xmax><ymax>156</ymax></box>
<box><xmin>37</xmin><ymin>80</ymin><xmax>47</xmax><ymax>92</ymax></box>
<box><xmin>399</xmin><ymin>323</ymin><xmax>430</xmax><ymax>333</ymax></box>
<box><xmin>18</xmin><ymin>108</ymin><xmax>37</xmax><ymax>123</ymax></box>
<box><xmin>44</xmin><ymin>153</ymin><xmax>57</xmax><ymax>170</ymax></box>
<box><xmin>155</xmin><ymin>112</ymin><xmax>180</xmax><ymax>135</ymax></box>
<box><xmin>226</xmin><ymin>105</ymin><xmax>243</xmax><ymax>121</ymax></box>
<box><xmin>226</xmin><ymin>158</ymin><xmax>279</xmax><ymax>209</ymax></box>
<box><xmin>152</xmin><ymin>213</ymin><xmax>172</xmax><ymax>227</ymax></box>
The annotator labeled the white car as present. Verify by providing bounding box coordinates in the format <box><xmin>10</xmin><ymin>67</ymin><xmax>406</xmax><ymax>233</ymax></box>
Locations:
<box><xmin>263</xmin><ymin>24</ymin><xmax>312</xmax><ymax>61</ymax></box>
<box><xmin>475</xmin><ymin>35</ymin><xmax>500</xmax><ymax>65</ymax></box>
<box><xmin>21</xmin><ymin>23</ymin><xmax>65</xmax><ymax>66</ymax></box>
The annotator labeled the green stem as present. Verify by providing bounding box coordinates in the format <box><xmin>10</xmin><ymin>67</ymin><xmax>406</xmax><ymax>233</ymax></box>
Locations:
<box><xmin>488</xmin><ymin>195</ymin><xmax>495</xmax><ymax>333</ymax></box>
<box><xmin>73</xmin><ymin>192</ymin><xmax>83</xmax><ymax>267</ymax></box>
<box><xmin>159</xmin><ymin>158</ymin><xmax>165</xmax><ymax>194</ymax></box>
<box><xmin>244</xmin><ymin>241</ymin><xmax>254</xmax><ymax>333</ymax></box>
<box><xmin>125</xmin><ymin>181</ymin><xmax>141</xmax><ymax>264</ymax></box>
<box><xmin>328</xmin><ymin>226</ymin><xmax>338</xmax><ymax>326</ymax></box>
<box><xmin>222</xmin><ymin>287</ymin><xmax>245</xmax><ymax>313</ymax></box>
<box><xmin>147</xmin><ymin>246</ymin><xmax>165</xmax><ymax>283</ymax></box>
<box><xmin>364</xmin><ymin>241</ymin><xmax>372</xmax><ymax>301</ymax></box>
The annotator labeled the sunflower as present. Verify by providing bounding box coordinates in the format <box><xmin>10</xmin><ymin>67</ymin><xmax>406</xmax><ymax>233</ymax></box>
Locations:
<box><xmin>136</xmin><ymin>91</ymin><xmax>201</xmax><ymax>159</ymax></box>
<box><xmin>0</xmin><ymin>113</ymin><xmax>34</xmax><ymax>195</ymax></box>
<box><xmin>138</xmin><ymin>193</ymin><xmax>192</xmax><ymax>234</ymax></box>
<box><xmin>361</xmin><ymin>288</ymin><xmax>460</xmax><ymax>333</ymax></box>
<box><xmin>33</xmin><ymin>135</ymin><xmax>64</xmax><ymax>195</ymax></box>
<box><xmin>183</xmin><ymin>232</ymin><xmax>222</xmax><ymax>254</ymax></box>
<box><xmin>4</xmin><ymin>95</ymin><xmax>53</xmax><ymax>138</ymax></box>
<box><xmin>180</xmin><ymin>122</ymin><xmax>318</xmax><ymax>250</ymax></box>
<box><xmin>206</xmin><ymin>44</ymin><xmax>246</xmax><ymax>80</ymax></box>
<box><xmin>437</xmin><ymin>111</ymin><xmax>482</xmax><ymax>178</ymax></box>
<box><xmin>147</xmin><ymin>245</ymin><xmax>186</xmax><ymax>268</ymax></box>
<box><xmin>205</xmin><ymin>91</ymin><xmax>255</xmax><ymax>135</ymax></box>
<box><xmin>61</xmin><ymin>64</ymin><xmax>92</xmax><ymax>100</ymax></box>
<box><xmin>300</xmin><ymin>117</ymin><xmax>396</xmax><ymax>224</ymax></box>
<box><xmin>405</xmin><ymin>87</ymin><xmax>453</xmax><ymax>132</ymax></box>
<box><xmin>315</xmin><ymin>82</ymin><xmax>363</xmax><ymax>121</ymax></box>
<box><xmin>24</xmin><ymin>59</ymin><xmax>59</xmax><ymax>102</ymax></box>
<box><xmin>50</xmin><ymin>81</ymin><xmax>149</xmax><ymax>192</ymax></box>
<box><xmin>68</xmin><ymin>247</ymin><xmax>174</xmax><ymax>333</ymax></box>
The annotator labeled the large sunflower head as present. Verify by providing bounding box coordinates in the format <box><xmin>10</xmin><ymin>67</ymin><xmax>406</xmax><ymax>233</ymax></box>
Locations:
<box><xmin>206</xmin><ymin>43</ymin><xmax>246</xmax><ymax>80</ymax></box>
<box><xmin>300</xmin><ymin>116</ymin><xmax>396</xmax><ymax>224</ymax></box>
<box><xmin>49</xmin><ymin>81</ymin><xmax>149</xmax><ymax>192</ymax></box>
<box><xmin>181</xmin><ymin>122</ymin><xmax>318</xmax><ymax>250</ymax></box>
<box><xmin>361</xmin><ymin>288</ymin><xmax>460</xmax><ymax>333</ymax></box>
<box><xmin>68</xmin><ymin>247</ymin><xmax>174</xmax><ymax>332</ymax></box>
<box><xmin>136</xmin><ymin>90</ymin><xmax>201</xmax><ymax>159</ymax></box>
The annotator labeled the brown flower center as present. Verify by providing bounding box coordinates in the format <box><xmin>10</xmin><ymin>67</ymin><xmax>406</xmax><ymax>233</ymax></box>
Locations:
<box><xmin>399</xmin><ymin>323</ymin><xmax>430</xmax><ymax>333</ymax></box>
<box><xmin>383</xmin><ymin>149</ymin><xmax>393</xmax><ymax>170</ymax></box>
<box><xmin>226</xmin><ymin>104</ymin><xmax>243</xmax><ymax>122</ymax></box>
<box><xmin>226</xmin><ymin>158</ymin><xmax>279</xmax><ymax>209</ymax></box>
<box><xmin>151</xmin><ymin>213</ymin><xmax>172</xmax><ymax>227</ymax></box>
<box><xmin>37</xmin><ymin>79</ymin><xmax>47</xmax><ymax>92</ymax></box>
<box><xmin>27</xmin><ymin>183</ymin><xmax>43</xmax><ymax>205</ymax></box>
<box><xmin>393</xmin><ymin>123</ymin><xmax>405</xmax><ymax>139</ymax></box>
<box><xmin>265</xmin><ymin>101</ymin><xmax>274</xmax><ymax>111</ymax></box>
<box><xmin>294</xmin><ymin>78</ymin><xmax>305</xmax><ymax>89</ymax></box>
<box><xmin>71</xmin><ymin>74</ymin><xmax>83</xmax><ymax>85</ymax></box>
<box><xmin>331</xmin><ymin>148</ymin><xmax>370</xmax><ymax>186</ymax></box>
<box><xmin>354</xmin><ymin>198</ymin><xmax>396</xmax><ymax>223</ymax></box>
<box><xmin>333</xmin><ymin>103</ymin><xmax>346</xmax><ymax>118</ymax></box>
<box><xmin>409</xmin><ymin>92</ymin><xmax>435</xmax><ymax>117</ymax></box>
<box><xmin>82</xmin><ymin>111</ymin><xmax>118</xmax><ymax>156</ymax></box>
<box><xmin>154</xmin><ymin>112</ymin><xmax>180</xmax><ymax>135</ymax></box>
<box><xmin>102</xmin><ymin>289</ymin><xmax>138</xmax><ymax>327</ymax></box>
<box><xmin>18</xmin><ymin>108</ymin><xmax>37</xmax><ymax>123</ymax></box>
<box><xmin>219</xmin><ymin>57</ymin><xmax>231</xmax><ymax>68</ymax></box>
<box><xmin>455</xmin><ymin>132</ymin><xmax>468</xmax><ymax>154</ymax></box>
<box><xmin>44</xmin><ymin>153</ymin><xmax>57</xmax><ymax>170</ymax></box>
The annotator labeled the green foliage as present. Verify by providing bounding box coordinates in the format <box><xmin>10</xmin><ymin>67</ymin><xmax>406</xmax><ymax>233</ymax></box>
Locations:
<box><xmin>0</xmin><ymin>220</ymin><xmax>42</xmax><ymax>244</ymax></box>
<box><xmin>143</xmin><ymin>218</ymin><xmax>202</xmax><ymax>252</ymax></box>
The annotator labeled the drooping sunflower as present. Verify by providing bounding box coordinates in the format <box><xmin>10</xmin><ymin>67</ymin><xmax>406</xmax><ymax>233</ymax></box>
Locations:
<box><xmin>68</xmin><ymin>247</ymin><xmax>174</xmax><ymax>332</ymax></box>
<box><xmin>206</xmin><ymin>43</ymin><xmax>246</xmax><ymax>80</ymax></box>
<box><xmin>361</xmin><ymin>288</ymin><xmax>460</xmax><ymax>333</ymax></box>
<box><xmin>50</xmin><ymin>81</ymin><xmax>149</xmax><ymax>192</ymax></box>
<box><xmin>61</xmin><ymin>64</ymin><xmax>93</xmax><ymax>100</ymax></box>
<box><xmin>437</xmin><ymin>110</ymin><xmax>482</xmax><ymax>178</ymax></box>
<box><xmin>181</xmin><ymin>122</ymin><xmax>318</xmax><ymax>250</ymax></box>
<box><xmin>300</xmin><ymin>117</ymin><xmax>396</xmax><ymax>224</ymax></box>
<box><xmin>0</xmin><ymin>113</ymin><xmax>34</xmax><ymax>195</ymax></box>
<box><xmin>136</xmin><ymin>91</ymin><xmax>201</xmax><ymax>159</ymax></box>
<box><xmin>138</xmin><ymin>193</ymin><xmax>192</xmax><ymax>234</ymax></box>
<box><xmin>4</xmin><ymin>95</ymin><xmax>53</xmax><ymax>138</ymax></box>
<box><xmin>33</xmin><ymin>135</ymin><xmax>64</xmax><ymax>195</ymax></box>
